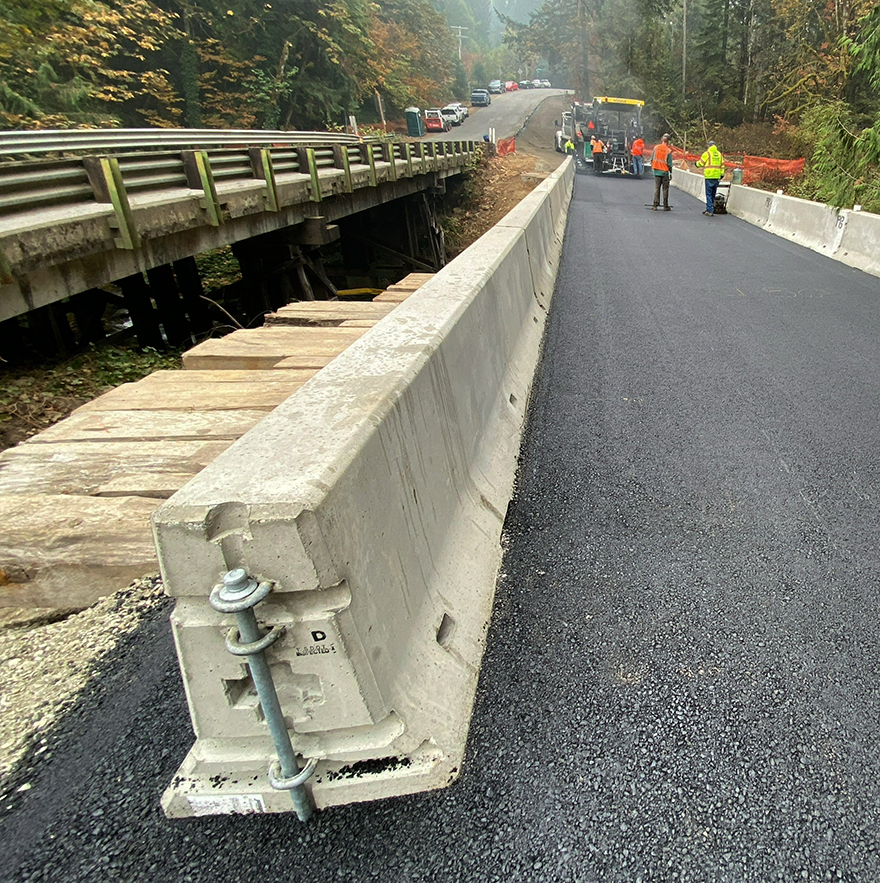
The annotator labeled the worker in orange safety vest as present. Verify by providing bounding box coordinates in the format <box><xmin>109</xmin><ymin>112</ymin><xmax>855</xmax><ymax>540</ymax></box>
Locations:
<box><xmin>590</xmin><ymin>135</ymin><xmax>606</xmax><ymax>175</ymax></box>
<box><xmin>650</xmin><ymin>133</ymin><xmax>674</xmax><ymax>210</ymax></box>
<box><xmin>630</xmin><ymin>136</ymin><xmax>646</xmax><ymax>177</ymax></box>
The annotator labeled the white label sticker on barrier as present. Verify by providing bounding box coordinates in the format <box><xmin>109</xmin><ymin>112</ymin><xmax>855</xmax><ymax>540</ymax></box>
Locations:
<box><xmin>188</xmin><ymin>794</ymin><xmax>266</xmax><ymax>816</ymax></box>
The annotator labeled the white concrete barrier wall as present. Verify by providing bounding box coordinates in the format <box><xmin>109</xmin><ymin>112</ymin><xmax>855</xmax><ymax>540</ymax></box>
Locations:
<box><xmin>153</xmin><ymin>158</ymin><xmax>575</xmax><ymax>817</ymax></box>
<box><xmin>765</xmin><ymin>192</ymin><xmax>844</xmax><ymax>254</ymax></box>
<box><xmin>671</xmin><ymin>165</ymin><xmax>704</xmax><ymax>201</ymax></box>
<box><xmin>727</xmin><ymin>182</ymin><xmax>774</xmax><ymax>227</ymax></box>
<box><xmin>837</xmin><ymin>209</ymin><xmax>880</xmax><ymax>277</ymax></box>
<box><xmin>673</xmin><ymin>167</ymin><xmax>880</xmax><ymax>279</ymax></box>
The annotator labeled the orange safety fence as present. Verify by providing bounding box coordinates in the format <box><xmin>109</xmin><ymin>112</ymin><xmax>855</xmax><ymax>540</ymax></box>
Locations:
<box><xmin>652</xmin><ymin>145</ymin><xmax>806</xmax><ymax>185</ymax></box>
<box><xmin>497</xmin><ymin>136</ymin><xmax>516</xmax><ymax>156</ymax></box>
<box><xmin>740</xmin><ymin>155</ymin><xmax>805</xmax><ymax>184</ymax></box>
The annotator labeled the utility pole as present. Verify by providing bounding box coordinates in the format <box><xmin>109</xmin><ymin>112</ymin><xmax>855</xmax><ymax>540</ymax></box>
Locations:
<box><xmin>450</xmin><ymin>25</ymin><xmax>468</xmax><ymax>60</ymax></box>
<box><xmin>682</xmin><ymin>0</ymin><xmax>687</xmax><ymax>98</ymax></box>
<box><xmin>577</xmin><ymin>0</ymin><xmax>589</xmax><ymax>98</ymax></box>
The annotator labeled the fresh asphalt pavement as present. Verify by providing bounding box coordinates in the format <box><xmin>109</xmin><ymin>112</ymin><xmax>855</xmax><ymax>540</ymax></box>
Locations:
<box><xmin>3</xmin><ymin>173</ymin><xmax>880</xmax><ymax>881</ymax></box>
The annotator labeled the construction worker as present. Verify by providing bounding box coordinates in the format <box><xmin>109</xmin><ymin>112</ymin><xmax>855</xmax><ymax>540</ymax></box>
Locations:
<box><xmin>630</xmin><ymin>135</ymin><xmax>645</xmax><ymax>176</ymax></box>
<box><xmin>696</xmin><ymin>140</ymin><xmax>726</xmax><ymax>216</ymax></box>
<box><xmin>591</xmin><ymin>135</ymin><xmax>606</xmax><ymax>175</ymax></box>
<box><xmin>650</xmin><ymin>133</ymin><xmax>674</xmax><ymax>210</ymax></box>
<box><xmin>564</xmin><ymin>137</ymin><xmax>575</xmax><ymax>155</ymax></box>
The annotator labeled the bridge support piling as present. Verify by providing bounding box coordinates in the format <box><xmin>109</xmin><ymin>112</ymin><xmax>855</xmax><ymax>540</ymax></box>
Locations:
<box><xmin>231</xmin><ymin>240</ymin><xmax>273</xmax><ymax>322</ymax></box>
<box><xmin>146</xmin><ymin>265</ymin><xmax>193</xmax><ymax>348</ymax></box>
<box><xmin>69</xmin><ymin>289</ymin><xmax>111</xmax><ymax>345</ymax></box>
<box><xmin>26</xmin><ymin>303</ymin><xmax>76</xmax><ymax>358</ymax></box>
<box><xmin>173</xmin><ymin>257</ymin><xmax>213</xmax><ymax>336</ymax></box>
<box><xmin>0</xmin><ymin>316</ymin><xmax>22</xmax><ymax>362</ymax></box>
<box><xmin>120</xmin><ymin>273</ymin><xmax>164</xmax><ymax>350</ymax></box>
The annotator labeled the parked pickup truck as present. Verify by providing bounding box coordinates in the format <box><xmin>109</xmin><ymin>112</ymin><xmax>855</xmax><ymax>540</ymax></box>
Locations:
<box><xmin>470</xmin><ymin>89</ymin><xmax>491</xmax><ymax>107</ymax></box>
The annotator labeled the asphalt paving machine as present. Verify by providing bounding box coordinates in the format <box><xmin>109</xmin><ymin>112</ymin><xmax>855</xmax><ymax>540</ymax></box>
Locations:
<box><xmin>556</xmin><ymin>96</ymin><xmax>646</xmax><ymax>176</ymax></box>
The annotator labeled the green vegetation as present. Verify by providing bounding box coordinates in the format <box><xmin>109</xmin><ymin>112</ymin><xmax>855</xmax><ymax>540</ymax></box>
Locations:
<box><xmin>195</xmin><ymin>246</ymin><xmax>240</xmax><ymax>293</ymax></box>
<box><xmin>0</xmin><ymin>342</ymin><xmax>181</xmax><ymax>448</ymax></box>
<box><xmin>0</xmin><ymin>343</ymin><xmax>179</xmax><ymax>406</ymax></box>
<box><xmin>0</xmin><ymin>0</ymin><xmax>508</xmax><ymax>130</ymax></box>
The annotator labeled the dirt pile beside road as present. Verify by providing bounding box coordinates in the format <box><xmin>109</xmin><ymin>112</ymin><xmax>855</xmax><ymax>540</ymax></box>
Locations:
<box><xmin>443</xmin><ymin>92</ymin><xmax>570</xmax><ymax>256</ymax></box>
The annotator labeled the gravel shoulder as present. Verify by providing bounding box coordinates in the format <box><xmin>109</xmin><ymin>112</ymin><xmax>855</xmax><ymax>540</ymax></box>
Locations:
<box><xmin>0</xmin><ymin>578</ymin><xmax>166</xmax><ymax>806</ymax></box>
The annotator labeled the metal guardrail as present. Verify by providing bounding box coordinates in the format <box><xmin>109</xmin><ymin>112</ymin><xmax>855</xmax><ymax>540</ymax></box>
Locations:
<box><xmin>0</xmin><ymin>128</ymin><xmax>364</xmax><ymax>159</ymax></box>
<box><xmin>0</xmin><ymin>131</ymin><xmax>478</xmax><ymax>285</ymax></box>
<box><xmin>0</xmin><ymin>133</ymin><xmax>476</xmax><ymax>220</ymax></box>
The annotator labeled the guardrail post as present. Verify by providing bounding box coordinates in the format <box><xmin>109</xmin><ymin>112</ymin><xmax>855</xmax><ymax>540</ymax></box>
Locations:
<box><xmin>415</xmin><ymin>143</ymin><xmax>427</xmax><ymax>174</ymax></box>
<box><xmin>381</xmin><ymin>143</ymin><xmax>398</xmax><ymax>182</ymax></box>
<box><xmin>360</xmin><ymin>143</ymin><xmax>378</xmax><ymax>187</ymax></box>
<box><xmin>0</xmin><ymin>249</ymin><xmax>13</xmax><ymax>285</ymax></box>
<box><xmin>249</xmin><ymin>147</ymin><xmax>279</xmax><ymax>212</ymax></box>
<box><xmin>182</xmin><ymin>150</ymin><xmax>223</xmax><ymax>226</ymax></box>
<box><xmin>331</xmin><ymin>145</ymin><xmax>354</xmax><ymax>193</ymax></box>
<box><xmin>404</xmin><ymin>143</ymin><xmax>414</xmax><ymax>178</ymax></box>
<box><xmin>296</xmin><ymin>147</ymin><xmax>322</xmax><ymax>203</ymax></box>
<box><xmin>83</xmin><ymin>156</ymin><xmax>141</xmax><ymax>249</ymax></box>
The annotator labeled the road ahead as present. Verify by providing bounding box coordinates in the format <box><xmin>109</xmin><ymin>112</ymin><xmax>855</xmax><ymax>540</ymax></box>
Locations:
<box><xmin>436</xmin><ymin>88</ymin><xmax>570</xmax><ymax>141</ymax></box>
<box><xmin>3</xmin><ymin>175</ymin><xmax>880</xmax><ymax>882</ymax></box>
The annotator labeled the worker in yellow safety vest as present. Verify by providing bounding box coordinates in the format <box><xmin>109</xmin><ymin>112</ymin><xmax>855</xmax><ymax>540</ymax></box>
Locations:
<box><xmin>695</xmin><ymin>140</ymin><xmax>726</xmax><ymax>216</ymax></box>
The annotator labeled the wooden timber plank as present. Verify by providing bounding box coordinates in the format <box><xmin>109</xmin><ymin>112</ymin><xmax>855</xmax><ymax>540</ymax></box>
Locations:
<box><xmin>24</xmin><ymin>409</ymin><xmax>271</xmax><ymax>444</ymax></box>
<box><xmin>270</xmin><ymin>354</ymin><xmax>340</xmax><ymax>370</ymax></box>
<box><xmin>182</xmin><ymin>326</ymin><xmax>369</xmax><ymax>371</ymax></box>
<box><xmin>372</xmin><ymin>291</ymin><xmax>412</xmax><ymax>303</ymax></box>
<box><xmin>0</xmin><ymin>440</ymin><xmax>231</xmax><ymax>497</ymax></box>
<box><xmin>73</xmin><ymin>369</ymin><xmax>314</xmax><ymax>413</ymax></box>
<box><xmin>335</xmin><ymin>288</ymin><xmax>384</xmax><ymax>299</ymax></box>
<box><xmin>385</xmin><ymin>272</ymin><xmax>435</xmax><ymax>291</ymax></box>
<box><xmin>0</xmin><ymin>494</ymin><xmax>159</xmax><ymax>609</ymax></box>
<box><xmin>265</xmin><ymin>301</ymin><xmax>395</xmax><ymax>327</ymax></box>
<box><xmin>93</xmin><ymin>473</ymin><xmax>196</xmax><ymax>498</ymax></box>
<box><xmin>338</xmin><ymin>320</ymin><xmax>379</xmax><ymax>328</ymax></box>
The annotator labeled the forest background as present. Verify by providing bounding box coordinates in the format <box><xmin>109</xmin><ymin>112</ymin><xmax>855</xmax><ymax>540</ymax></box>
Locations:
<box><xmin>0</xmin><ymin>0</ymin><xmax>879</xmax><ymax>209</ymax></box>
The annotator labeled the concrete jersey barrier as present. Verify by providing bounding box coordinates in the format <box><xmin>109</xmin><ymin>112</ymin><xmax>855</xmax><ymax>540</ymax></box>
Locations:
<box><xmin>152</xmin><ymin>158</ymin><xmax>575</xmax><ymax>817</ymax></box>
<box><xmin>673</xmin><ymin>167</ymin><xmax>880</xmax><ymax>278</ymax></box>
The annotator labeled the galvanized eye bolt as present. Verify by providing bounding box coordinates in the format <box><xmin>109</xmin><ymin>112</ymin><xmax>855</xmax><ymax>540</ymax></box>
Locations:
<box><xmin>210</xmin><ymin>568</ymin><xmax>316</xmax><ymax>821</ymax></box>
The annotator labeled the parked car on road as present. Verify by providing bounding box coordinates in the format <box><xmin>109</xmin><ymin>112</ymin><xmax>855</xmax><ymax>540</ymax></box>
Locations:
<box><xmin>488</xmin><ymin>80</ymin><xmax>504</xmax><ymax>94</ymax></box>
<box><xmin>424</xmin><ymin>109</ymin><xmax>451</xmax><ymax>132</ymax></box>
<box><xmin>470</xmin><ymin>89</ymin><xmax>491</xmax><ymax>107</ymax></box>
<box><xmin>518</xmin><ymin>80</ymin><xmax>533</xmax><ymax>89</ymax></box>
<box><xmin>441</xmin><ymin>105</ymin><xmax>465</xmax><ymax>126</ymax></box>
<box><xmin>449</xmin><ymin>101</ymin><xmax>469</xmax><ymax>119</ymax></box>
<box><xmin>531</xmin><ymin>79</ymin><xmax>543</xmax><ymax>88</ymax></box>
<box><xmin>505</xmin><ymin>81</ymin><xmax>518</xmax><ymax>91</ymax></box>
